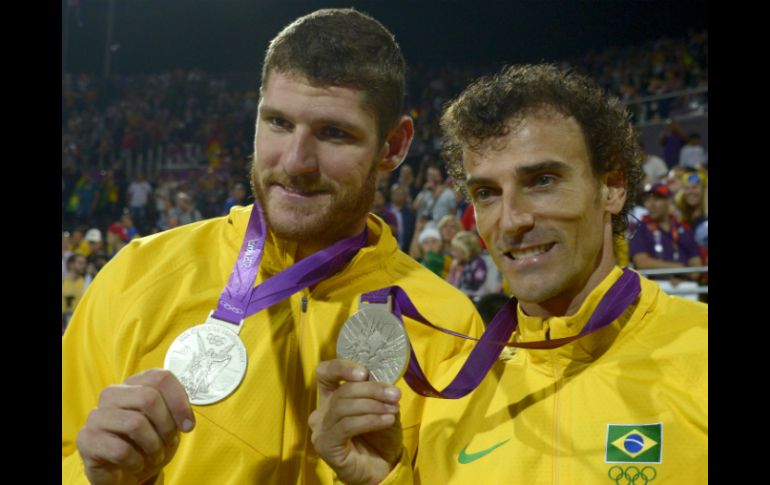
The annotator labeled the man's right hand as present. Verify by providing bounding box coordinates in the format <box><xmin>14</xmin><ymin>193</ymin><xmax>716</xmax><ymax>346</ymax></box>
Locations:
<box><xmin>309</xmin><ymin>359</ymin><xmax>403</xmax><ymax>485</ymax></box>
<box><xmin>76</xmin><ymin>369</ymin><xmax>195</xmax><ymax>485</ymax></box>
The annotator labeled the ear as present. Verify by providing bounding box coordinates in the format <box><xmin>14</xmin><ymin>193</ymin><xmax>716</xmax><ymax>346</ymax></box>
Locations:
<box><xmin>377</xmin><ymin>115</ymin><xmax>415</xmax><ymax>172</ymax></box>
<box><xmin>602</xmin><ymin>169</ymin><xmax>627</xmax><ymax>215</ymax></box>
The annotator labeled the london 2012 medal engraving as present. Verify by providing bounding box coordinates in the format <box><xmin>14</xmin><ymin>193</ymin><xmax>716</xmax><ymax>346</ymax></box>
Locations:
<box><xmin>336</xmin><ymin>305</ymin><xmax>410</xmax><ymax>384</ymax></box>
<box><xmin>164</xmin><ymin>321</ymin><xmax>248</xmax><ymax>405</ymax></box>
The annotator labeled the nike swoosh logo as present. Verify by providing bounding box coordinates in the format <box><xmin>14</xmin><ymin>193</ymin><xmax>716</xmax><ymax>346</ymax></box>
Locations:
<box><xmin>457</xmin><ymin>438</ymin><xmax>510</xmax><ymax>464</ymax></box>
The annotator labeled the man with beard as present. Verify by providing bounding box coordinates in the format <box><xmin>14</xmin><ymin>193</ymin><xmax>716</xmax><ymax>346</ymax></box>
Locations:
<box><xmin>62</xmin><ymin>9</ymin><xmax>483</xmax><ymax>485</ymax></box>
<box><xmin>310</xmin><ymin>64</ymin><xmax>707</xmax><ymax>484</ymax></box>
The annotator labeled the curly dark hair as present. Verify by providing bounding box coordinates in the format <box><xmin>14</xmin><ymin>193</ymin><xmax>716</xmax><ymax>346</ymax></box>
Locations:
<box><xmin>261</xmin><ymin>8</ymin><xmax>406</xmax><ymax>144</ymax></box>
<box><xmin>440</xmin><ymin>64</ymin><xmax>644</xmax><ymax>236</ymax></box>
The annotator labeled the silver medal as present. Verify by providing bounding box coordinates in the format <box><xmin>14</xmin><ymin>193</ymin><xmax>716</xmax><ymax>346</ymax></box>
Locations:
<box><xmin>336</xmin><ymin>300</ymin><xmax>410</xmax><ymax>384</ymax></box>
<box><xmin>164</xmin><ymin>315</ymin><xmax>248</xmax><ymax>405</ymax></box>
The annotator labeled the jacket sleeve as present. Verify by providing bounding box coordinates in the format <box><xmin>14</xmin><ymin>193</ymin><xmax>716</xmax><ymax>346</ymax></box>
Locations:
<box><xmin>377</xmin><ymin>447</ymin><xmax>414</xmax><ymax>485</ymax></box>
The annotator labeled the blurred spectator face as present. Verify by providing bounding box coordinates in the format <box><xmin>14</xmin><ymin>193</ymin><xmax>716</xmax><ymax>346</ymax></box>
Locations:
<box><xmin>251</xmin><ymin>71</ymin><xmax>391</xmax><ymax>244</ymax></box>
<box><xmin>85</xmin><ymin>229</ymin><xmax>103</xmax><ymax>252</ymax></box>
<box><xmin>71</xmin><ymin>229</ymin><xmax>84</xmax><ymax>246</ymax></box>
<box><xmin>62</xmin><ymin>232</ymin><xmax>71</xmax><ymax>251</ymax></box>
<box><xmin>450</xmin><ymin>244</ymin><xmax>469</xmax><ymax>264</ymax></box>
<box><xmin>420</xmin><ymin>236</ymin><xmax>442</xmax><ymax>254</ymax></box>
<box><xmin>69</xmin><ymin>255</ymin><xmax>87</xmax><ymax>276</ymax></box>
<box><xmin>644</xmin><ymin>194</ymin><xmax>670</xmax><ymax>222</ymax></box>
<box><xmin>441</xmin><ymin>222</ymin><xmax>459</xmax><ymax>245</ymax></box>
<box><xmin>683</xmin><ymin>177</ymin><xmax>704</xmax><ymax>208</ymax></box>
<box><xmin>232</xmin><ymin>183</ymin><xmax>247</xmax><ymax>202</ymax></box>
<box><xmin>426</xmin><ymin>167</ymin><xmax>442</xmax><ymax>186</ymax></box>
<box><xmin>390</xmin><ymin>185</ymin><xmax>407</xmax><ymax>206</ymax></box>
<box><xmin>176</xmin><ymin>193</ymin><xmax>192</xmax><ymax>211</ymax></box>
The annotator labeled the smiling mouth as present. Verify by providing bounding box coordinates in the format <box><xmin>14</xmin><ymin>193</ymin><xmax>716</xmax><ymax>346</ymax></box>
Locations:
<box><xmin>504</xmin><ymin>243</ymin><xmax>555</xmax><ymax>261</ymax></box>
<box><xmin>272</xmin><ymin>183</ymin><xmax>326</xmax><ymax>197</ymax></box>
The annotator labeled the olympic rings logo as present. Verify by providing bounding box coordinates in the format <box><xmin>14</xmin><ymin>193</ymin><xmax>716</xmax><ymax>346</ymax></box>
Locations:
<box><xmin>608</xmin><ymin>466</ymin><xmax>657</xmax><ymax>484</ymax></box>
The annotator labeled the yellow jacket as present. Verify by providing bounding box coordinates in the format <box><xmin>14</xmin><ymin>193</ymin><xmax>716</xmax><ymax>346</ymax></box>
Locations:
<box><xmin>384</xmin><ymin>267</ymin><xmax>707</xmax><ymax>484</ymax></box>
<box><xmin>62</xmin><ymin>205</ymin><xmax>484</xmax><ymax>484</ymax></box>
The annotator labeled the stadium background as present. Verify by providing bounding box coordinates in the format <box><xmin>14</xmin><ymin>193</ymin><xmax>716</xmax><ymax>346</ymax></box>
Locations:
<box><xmin>61</xmin><ymin>0</ymin><xmax>708</xmax><ymax>326</ymax></box>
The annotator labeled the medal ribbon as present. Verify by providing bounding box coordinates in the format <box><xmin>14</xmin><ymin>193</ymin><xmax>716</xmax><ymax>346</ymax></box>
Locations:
<box><xmin>213</xmin><ymin>204</ymin><xmax>368</xmax><ymax>325</ymax></box>
<box><xmin>361</xmin><ymin>268</ymin><xmax>640</xmax><ymax>399</ymax></box>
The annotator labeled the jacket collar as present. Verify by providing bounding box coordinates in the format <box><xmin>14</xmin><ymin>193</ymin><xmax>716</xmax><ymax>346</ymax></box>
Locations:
<box><xmin>227</xmin><ymin>205</ymin><xmax>399</xmax><ymax>297</ymax></box>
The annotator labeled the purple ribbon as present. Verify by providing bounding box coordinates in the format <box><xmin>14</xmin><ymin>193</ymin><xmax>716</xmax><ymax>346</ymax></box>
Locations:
<box><xmin>213</xmin><ymin>204</ymin><xmax>368</xmax><ymax>325</ymax></box>
<box><xmin>361</xmin><ymin>268</ymin><xmax>641</xmax><ymax>399</ymax></box>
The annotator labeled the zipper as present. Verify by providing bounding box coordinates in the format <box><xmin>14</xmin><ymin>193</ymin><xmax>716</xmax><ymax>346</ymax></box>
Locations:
<box><xmin>550</xmin><ymin>347</ymin><xmax>563</xmax><ymax>485</ymax></box>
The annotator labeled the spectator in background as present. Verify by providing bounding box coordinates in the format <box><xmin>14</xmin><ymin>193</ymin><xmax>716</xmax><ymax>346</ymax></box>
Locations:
<box><xmin>127</xmin><ymin>171</ymin><xmax>153</xmax><ymax>231</ymax></box>
<box><xmin>121</xmin><ymin>210</ymin><xmax>140</xmax><ymax>239</ymax></box>
<box><xmin>388</xmin><ymin>183</ymin><xmax>416</xmax><ymax>252</ymax></box>
<box><xmin>62</xmin><ymin>253</ymin><xmax>87</xmax><ymax>331</ymax></box>
<box><xmin>397</xmin><ymin>163</ymin><xmax>419</xmax><ymax>202</ymax></box>
<box><xmin>415</xmin><ymin>226</ymin><xmax>452</xmax><ymax>278</ymax></box>
<box><xmin>84</xmin><ymin>251</ymin><xmax>110</xmax><ymax>291</ymax></box>
<box><xmin>170</xmin><ymin>191</ymin><xmax>203</xmax><ymax>226</ymax></box>
<box><xmin>665</xmin><ymin>165</ymin><xmax>687</xmax><ymax>198</ymax></box>
<box><xmin>96</xmin><ymin>170</ymin><xmax>121</xmax><ymax>228</ymax></box>
<box><xmin>84</xmin><ymin>228</ymin><xmax>103</xmax><ymax>255</ymax></box>
<box><xmin>629</xmin><ymin>182</ymin><xmax>703</xmax><ymax>300</ymax></box>
<box><xmin>72</xmin><ymin>172</ymin><xmax>99</xmax><ymax>226</ymax></box>
<box><xmin>641</xmin><ymin>149</ymin><xmax>668</xmax><ymax>184</ymax></box>
<box><xmin>106</xmin><ymin>223</ymin><xmax>129</xmax><ymax>258</ymax></box>
<box><xmin>675</xmin><ymin>172</ymin><xmax>708</xmax><ymax>231</ymax></box>
<box><xmin>69</xmin><ymin>226</ymin><xmax>91</xmax><ymax>256</ymax></box>
<box><xmin>659</xmin><ymin>118</ymin><xmax>687</xmax><ymax>168</ymax></box>
<box><xmin>413</xmin><ymin>164</ymin><xmax>456</xmax><ymax>223</ymax></box>
<box><xmin>436</xmin><ymin>214</ymin><xmax>461</xmax><ymax>257</ymax></box>
<box><xmin>62</xmin><ymin>231</ymin><xmax>73</xmax><ymax>279</ymax></box>
<box><xmin>446</xmin><ymin>230</ymin><xmax>488</xmax><ymax>298</ymax></box>
<box><xmin>222</xmin><ymin>182</ymin><xmax>248</xmax><ymax>214</ymax></box>
<box><xmin>371</xmin><ymin>188</ymin><xmax>399</xmax><ymax>240</ymax></box>
<box><xmin>679</xmin><ymin>132</ymin><xmax>707</xmax><ymax>170</ymax></box>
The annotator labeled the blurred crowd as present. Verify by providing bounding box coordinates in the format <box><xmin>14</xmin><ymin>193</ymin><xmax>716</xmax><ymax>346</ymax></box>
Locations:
<box><xmin>62</xmin><ymin>30</ymin><xmax>708</xmax><ymax>329</ymax></box>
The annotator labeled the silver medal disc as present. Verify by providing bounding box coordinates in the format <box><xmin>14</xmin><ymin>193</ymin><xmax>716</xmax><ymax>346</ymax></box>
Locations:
<box><xmin>336</xmin><ymin>305</ymin><xmax>410</xmax><ymax>384</ymax></box>
<box><xmin>164</xmin><ymin>322</ymin><xmax>248</xmax><ymax>405</ymax></box>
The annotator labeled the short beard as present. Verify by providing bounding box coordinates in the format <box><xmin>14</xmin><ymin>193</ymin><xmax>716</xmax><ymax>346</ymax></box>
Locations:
<box><xmin>251</xmin><ymin>160</ymin><xmax>378</xmax><ymax>247</ymax></box>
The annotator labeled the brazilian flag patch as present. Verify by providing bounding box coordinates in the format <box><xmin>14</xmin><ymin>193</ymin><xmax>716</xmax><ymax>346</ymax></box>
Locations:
<box><xmin>605</xmin><ymin>423</ymin><xmax>662</xmax><ymax>464</ymax></box>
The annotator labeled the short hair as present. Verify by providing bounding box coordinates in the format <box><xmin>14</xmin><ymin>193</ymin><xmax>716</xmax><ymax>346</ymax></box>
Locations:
<box><xmin>451</xmin><ymin>230</ymin><xmax>482</xmax><ymax>260</ymax></box>
<box><xmin>261</xmin><ymin>8</ymin><xmax>406</xmax><ymax>143</ymax></box>
<box><xmin>440</xmin><ymin>64</ymin><xmax>644</xmax><ymax>236</ymax></box>
<box><xmin>67</xmin><ymin>253</ymin><xmax>84</xmax><ymax>269</ymax></box>
<box><xmin>437</xmin><ymin>214</ymin><xmax>461</xmax><ymax>233</ymax></box>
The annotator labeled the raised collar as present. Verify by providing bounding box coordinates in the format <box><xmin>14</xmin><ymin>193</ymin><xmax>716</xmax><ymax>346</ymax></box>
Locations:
<box><xmin>513</xmin><ymin>266</ymin><xmax>658</xmax><ymax>365</ymax></box>
<box><xmin>226</xmin><ymin>205</ymin><xmax>399</xmax><ymax>297</ymax></box>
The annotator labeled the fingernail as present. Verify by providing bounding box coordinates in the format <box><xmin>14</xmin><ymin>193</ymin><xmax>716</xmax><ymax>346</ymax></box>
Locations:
<box><xmin>352</xmin><ymin>368</ymin><xmax>367</xmax><ymax>380</ymax></box>
<box><xmin>383</xmin><ymin>386</ymin><xmax>400</xmax><ymax>401</ymax></box>
<box><xmin>384</xmin><ymin>404</ymin><xmax>399</xmax><ymax>413</ymax></box>
<box><xmin>381</xmin><ymin>414</ymin><xmax>395</xmax><ymax>424</ymax></box>
<box><xmin>182</xmin><ymin>419</ymin><xmax>194</xmax><ymax>432</ymax></box>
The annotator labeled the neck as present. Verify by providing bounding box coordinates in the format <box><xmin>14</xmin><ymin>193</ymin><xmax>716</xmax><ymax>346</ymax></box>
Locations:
<box><xmin>294</xmin><ymin>217</ymin><xmax>368</xmax><ymax>261</ymax></box>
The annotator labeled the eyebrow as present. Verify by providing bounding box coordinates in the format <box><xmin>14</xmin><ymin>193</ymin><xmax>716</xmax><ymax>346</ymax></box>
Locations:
<box><xmin>259</xmin><ymin>105</ymin><xmax>362</xmax><ymax>133</ymax></box>
<box><xmin>465</xmin><ymin>160</ymin><xmax>573</xmax><ymax>188</ymax></box>
<box><xmin>515</xmin><ymin>160</ymin><xmax>573</xmax><ymax>177</ymax></box>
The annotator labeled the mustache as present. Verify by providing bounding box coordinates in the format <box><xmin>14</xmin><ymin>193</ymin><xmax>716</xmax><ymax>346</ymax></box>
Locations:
<box><xmin>262</xmin><ymin>173</ymin><xmax>332</xmax><ymax>193</ymax></box>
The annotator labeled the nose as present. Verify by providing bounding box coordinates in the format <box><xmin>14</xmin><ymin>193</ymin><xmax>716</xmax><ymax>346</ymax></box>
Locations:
<box><xmin>282</xmin><ymin>128</ymin><xmax>319</xmax><ymax>177</ymax></box>
<box><xmin>499</xmin><ymin>192</ymin><xmax>534</xmax><ymax>238</ymax></box>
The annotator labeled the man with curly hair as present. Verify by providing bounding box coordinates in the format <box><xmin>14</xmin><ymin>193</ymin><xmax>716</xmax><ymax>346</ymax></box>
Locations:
<box><xmin>311</xmin><ymin>64</ymin><xmax>707</xmax><ymax>484</ymax></box>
